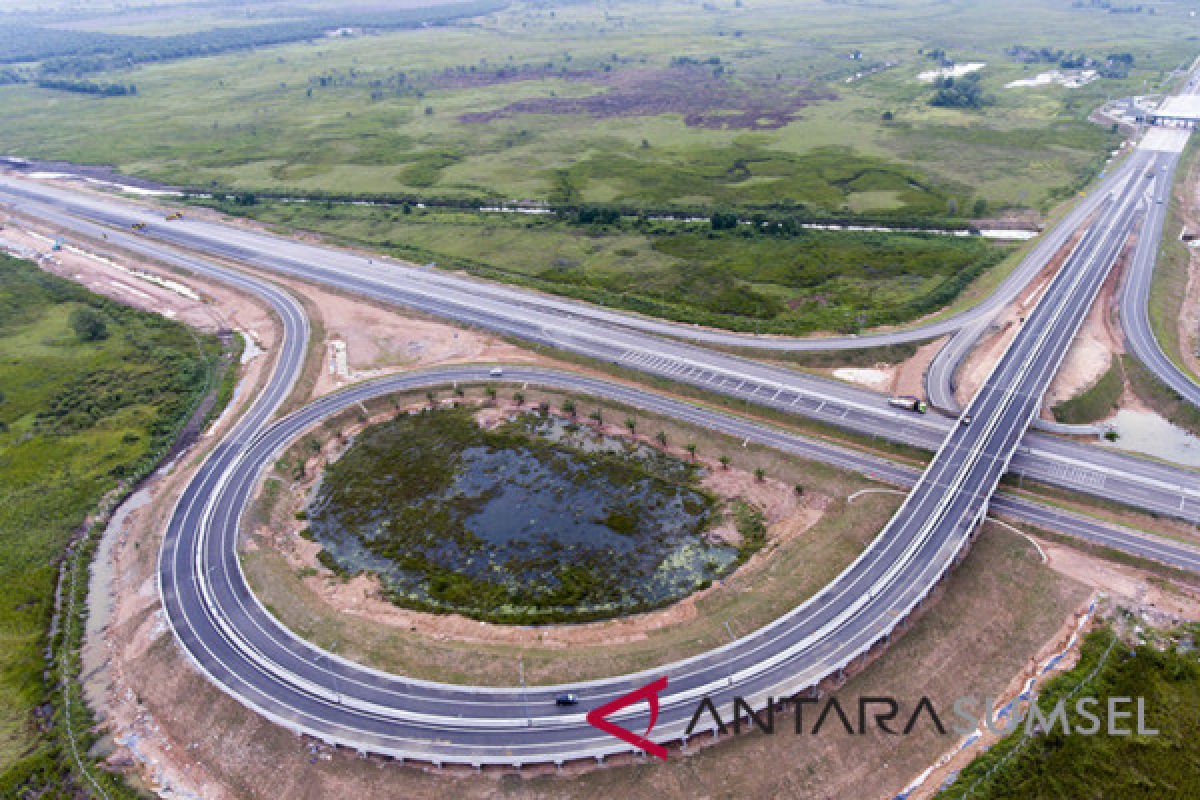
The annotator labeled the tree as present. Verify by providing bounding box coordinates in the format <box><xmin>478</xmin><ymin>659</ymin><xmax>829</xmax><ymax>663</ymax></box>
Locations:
<box><xmin>972</xmin><ymin>197</ymin><xmax>988</xmax><ymax>217</ymax></box>
<box><xmin>589</xmin><ymin>409</ymin><xmax>603</xmax><ymax>426</ymax></box>
<box><xmin>753</xmin><ymin>467</ymin><xmax>766</xmax><ymax>482</ymax></box>
<box><xmin>69</xmin><ymin>307</ymin><xmax>108</xmax><ymax>341</ymax></box>
<box><xmin>484</xmin><ymin>385</ymin><xmax>497</xmax><ymax>405</ymax></box>
<box><xmin>513</xmin><ymin>391</ymin><xmax>525</xmax><ymax>407</ymax></box>
<box><xmin>794</xmin><ymin>484</ymin><xmax>805</xmax><ymax>497</ymax></box>
<box><xmin>685</xmin><ymin>443</ymin><xmax>697</xmax><ymax>460</ymax></box>
<box><xmin>719</xmin><ymin>455</ymin><xmax>731</xmax><ymax>470</ymax></box>
<box><xmin>562</xmin><ymin>399</ymin><xmax>576</xmax><ymax>417</ymax></box>
<box><xmin>929</xmin><ymin>72</ymin><xmax>990</xmax><ymax>109</ymax></box>
<box><xmin>624</xmin><ymin>416</ymin><xmax>637</xmax><ymax>435</ymax></box>
<box><xmin>425</xmin><ymin>390</ymin><xmax>436</xmax><ymax>408</ymax></box>
<box><xmin>710</xmin><ymin>211</ymin><xmax>739</xmax><ymax>231</ymax></box>
<box><xmin>655</xmin><ymin>431</ymin><xmax>668</xmax><ymax>448</ymax></box>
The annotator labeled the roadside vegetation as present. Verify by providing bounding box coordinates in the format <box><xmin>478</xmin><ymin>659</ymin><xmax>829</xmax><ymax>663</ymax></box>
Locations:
<box><xmin>939</xmin><ymin>622</ymin><xmax>1200</xmax><ymax>800</ymax></box>
<box><xmin>0</xmin><ymin>254</ymin><xmax>224</xmax><ymax>796</ymax></box>
<box><xmin>1146</xmin><ymin>131</ymin><xmax>1200</xmax><ymax>380</ymax></box>
<box><xmin>1051</xmin><ymin>355</ymin><xmax>1123</xmax><ymax>424</ymax></box>
<box><xmin>205</xmin><ymin>198</ymin><xmax>1009</xmax><ymax>334</ymax></box>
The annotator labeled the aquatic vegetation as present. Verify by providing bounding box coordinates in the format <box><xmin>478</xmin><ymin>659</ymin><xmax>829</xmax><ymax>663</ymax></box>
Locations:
<box><xmin>307</xmin><ymin>407</ymin><xmax>735</xmax><ymax>623</ymax></box>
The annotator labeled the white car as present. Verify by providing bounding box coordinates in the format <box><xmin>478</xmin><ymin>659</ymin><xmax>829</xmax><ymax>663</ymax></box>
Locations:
<box><xmin>489</xmin><ymin>367</ymin><xmax>504</xmax><ymax>377</ymax></box>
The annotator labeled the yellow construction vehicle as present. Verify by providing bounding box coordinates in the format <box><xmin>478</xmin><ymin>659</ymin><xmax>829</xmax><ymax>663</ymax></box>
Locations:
<box><xmin>131</xmin><ymin>222</ymin><xmax>147</xmax><ymax>231</ymax></box>
<box><xmin>165</xmin><ymin>211</ymin><xmax>184</xmax><ymax>221</ymax></box>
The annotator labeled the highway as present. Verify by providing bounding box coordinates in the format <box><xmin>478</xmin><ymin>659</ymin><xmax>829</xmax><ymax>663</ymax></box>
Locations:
<box><xmin>4</xmin><ymin>176</ymin><xmax>1200</xmax><ymax>527</ymax></box>
<box><xmin>163</xmin><ymin>362</ymin><xmax>1200</xmax><ymax>767</ymax></box>
<box><xmin>144</xmin><ymin>145</ymin><xmax>1173</xmax><ymax>765</ymax></box>
<box><xmin>2</xmin><ymin>109</ymin><xmax>1199</xmax><ymax>765</ymax></box>
<box><xmin>924</xmin><ymin>148</ymin><xmax>1156</xmax><ymax>413</ymax></box>
<box><xmin>0</xmin><ymin>147</ymin><xmax>1139</xmax><ymax>356</ymax></box>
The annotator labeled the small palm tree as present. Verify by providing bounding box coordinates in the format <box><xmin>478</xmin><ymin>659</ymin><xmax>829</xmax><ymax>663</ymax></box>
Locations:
<box><xmin>719</xmin><ymin>455</ymin><xmax>731</xmax><ymax>470</ymax></box>
<box><xmin>425</xmin><ymin>390</ymin><xmax>436</xmax><ymax>408</ymax></box>
<box><xmin>794</xmin><ymin>484</ymin><xmax>805</xmax><ymax>497</ymax></box>
<box><xmin>754</xmin><ymin>467</ymin><xmax>765</xmax><ymax>482</ymax></box>
<box><xmin>655</xmin><ymin>431</ymin><xmax>668</xmax><ymax>448</ymax></box>
<box><xmin>484</xmin><ymin>385</ymin><xmax>497</xmax><ymax>405</ymax></box>
<box><xmin>513</xmin><ymin>391</ymin><xmax>525</xmax><ymax>407</ymax></box>
<box><xmin>685</xmin><ymin>443</ymin><xmax>697</xmax><ymax>460</ymax></box>
<box><xmin>562</xmin><ymin>399</ymin><xmax>577</xmax><ymax>418</ymax></box>
<box><xmin>589</xmin><ymin>409</ymin><xmax>603</xmax><ymax>426</ymax></box>
<box><xmin>624</xmin><ymin>416</ymin><xmax>637</xmax><ymax>435</ymax></box>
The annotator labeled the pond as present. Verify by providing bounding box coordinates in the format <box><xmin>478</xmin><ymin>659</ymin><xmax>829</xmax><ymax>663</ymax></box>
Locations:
<box><xmin>1100</xmin><ymin>408</ymin><xmax>1200</xmax><ymax>468</ymax></box>
<box><xmin>305</xmin><ymin>407</ymin><xmax>738</xmax><ymax>624</ymax></box>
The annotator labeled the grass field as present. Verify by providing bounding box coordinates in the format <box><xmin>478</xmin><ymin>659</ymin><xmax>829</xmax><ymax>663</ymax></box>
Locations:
<box><xmin>0</xmin><ymin>255</ymin><xmax>221</xmax><ymax>794</ymax></box>
<box><xmin>938</xmin><ymin>624</ymin><xmax>1200</xmax><ymax>800</ymax></box>
<box><xmin>0</xmin><ymin>0</ymin><xmax>1194</xmax><ymax>217</ymax></box>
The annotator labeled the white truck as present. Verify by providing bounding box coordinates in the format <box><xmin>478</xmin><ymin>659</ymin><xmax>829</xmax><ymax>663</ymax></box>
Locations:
<box><xmin>888</xmin><ymin>395</ymin><xmax>928</xmax><ymax>414</ymax></box>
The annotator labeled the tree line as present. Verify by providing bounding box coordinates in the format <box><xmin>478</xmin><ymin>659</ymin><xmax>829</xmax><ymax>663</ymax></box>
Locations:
<box><xmin>0</xmin><ymin>0</ymin><xmax>510</xmax><ymax>74</ymax></box>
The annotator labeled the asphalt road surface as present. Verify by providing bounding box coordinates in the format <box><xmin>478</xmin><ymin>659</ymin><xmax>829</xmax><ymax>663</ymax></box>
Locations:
<box><xmin>3</xmin><ymin>177</ymin><xmax>1200</xmax><ymax>526</ymax></box>
<box><xmin>145</xmin><ymin>149</ymin><xmax>1182</xmax><ymax>765</ymax></box>
<box><xmin>1</xmin><ymin>121</ymin><xmax>1197</xmax><ymax>765</ymax></box>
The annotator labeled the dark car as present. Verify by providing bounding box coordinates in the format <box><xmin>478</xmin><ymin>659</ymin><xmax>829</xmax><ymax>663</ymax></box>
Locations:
<box><xmin>555</xmin><ymin>693</ymin><xmax>579</xmax><ymax>706</ymax></box>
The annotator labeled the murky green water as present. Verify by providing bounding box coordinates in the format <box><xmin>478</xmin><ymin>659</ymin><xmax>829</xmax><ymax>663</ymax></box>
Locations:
<box><xmin>306</xmin><ymin>408</ymin><xmax>736</xmax><ymax>623</ymax></box>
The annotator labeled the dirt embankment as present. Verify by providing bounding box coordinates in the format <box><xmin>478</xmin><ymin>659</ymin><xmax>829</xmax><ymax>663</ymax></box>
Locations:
<box><xmin>294</xmin><ymin>277</ymin><xmax>536</xmax><ymax>401</ymax></box>
<box><xmin>819</xmin><ymin>337</ymin><xmax>944</xmax><ymax>401</ymax></box>
<box><xmin>1041</xmin><ymin>246</ymin><xmax>1127</xmax><ymax>413</ymax></box>
<box><xmin>0</xmin><ymin>218</ymin><xmax>273</xmax><ymax>343</ymax></box>
<box><xmin>954</xmin><ymin>221</ymin><xmax>1098</xmax><ymax>406</ymax></box>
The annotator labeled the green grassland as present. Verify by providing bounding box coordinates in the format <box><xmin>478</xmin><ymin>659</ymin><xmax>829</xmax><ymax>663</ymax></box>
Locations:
<box><xmin>205</xmin><ymin>197</ymin><xmax>1009</xmax><ymax>333</ymax></box>
<box><xmin>938</xmin><ymin>624</ymin><xmax>1200</xmax><ymax>800</ymax></box>
<box><xmin>0</xmin><ymin>0</ymin><xmax>1195</xmax><ymax>217</ymax></box>
<box><xmin>0</xmin><ymin>255</ymin><xmax>221</xmax><ymax>794</ymax></box>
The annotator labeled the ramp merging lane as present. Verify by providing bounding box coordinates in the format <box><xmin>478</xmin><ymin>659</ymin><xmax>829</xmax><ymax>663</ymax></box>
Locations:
<box><xmin>1120</xmin><ymin>132</ymin><xmax>1198</xmax><ymax>406</ymax></box>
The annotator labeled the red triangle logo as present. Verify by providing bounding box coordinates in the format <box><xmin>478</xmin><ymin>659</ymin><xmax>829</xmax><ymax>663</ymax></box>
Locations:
<box><xmin>585</xmin><ymin>676</ymin><xmax>669</xmax><ymax>760</ymax></box>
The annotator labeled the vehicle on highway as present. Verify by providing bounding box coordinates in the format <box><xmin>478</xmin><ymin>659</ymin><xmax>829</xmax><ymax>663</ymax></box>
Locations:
<box><xmin>960</xmin><ymin>414</ymin><xmax>972</xmax><ymax>426</ymax></box>
<box><xmin>888</xmin><ymin>395</ymin><xmax>927</xmax><ymax>413</ymax></box>
<box><xmin>489</xmin><ymin>367</ymin><xmax>504</xmax><ymax>377</ymax></box>
<box><xmin>554</xmin><ymin>693</ymin><xmax>579</xmax><ymax>706</ymax></box>
<box><xmin>165</xmin><ymin>211</ymin><xmax>184</xmax><ymax>220</ymax></box>
<box><xmin>130</xmin><ymin>222</ymin><xmax>146</xmax><ymax>231</ymax></box>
